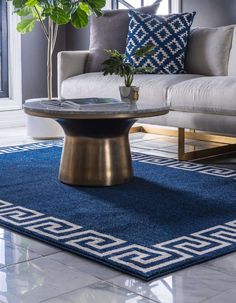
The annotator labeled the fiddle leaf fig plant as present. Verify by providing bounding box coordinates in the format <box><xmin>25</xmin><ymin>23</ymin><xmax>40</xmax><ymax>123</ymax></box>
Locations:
<box><xmin>102</xmin><ymin>45</ymin><xmax>155</xmax><ymax>87</ymax></box>
<box><xmin>9</xmin><ymin>0</ymin><xmax>106</xmax><ymax>99</ymax></box>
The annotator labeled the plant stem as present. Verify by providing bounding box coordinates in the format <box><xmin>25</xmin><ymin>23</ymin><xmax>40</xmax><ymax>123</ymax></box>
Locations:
<box><xmin>34</xmin><ymin>6</ymin><xmax>49</xmax><ymax>39</ymax></box>
<box><xmin>124</xmin><ymin>73</ymin><xmax>134</xmax><ymax>87</ymax></box>
<box><xmin>52</xmin><ymin>24</ymin><xmax>58</xmax><ymax>53</ymax></box>
<box><xmin>34</xmin><ymin>8</ymin><xmax>59</xmax><ymax>100</ymax></box>
<box><xmin>47</xmin><ymin>18</ymin><xmax>53</xmax><ymax>100</ymax></box>
<box><xmin>129</xmin><ymin>74</ymin><xmax>134</xmax><ymax>86</ymax></box>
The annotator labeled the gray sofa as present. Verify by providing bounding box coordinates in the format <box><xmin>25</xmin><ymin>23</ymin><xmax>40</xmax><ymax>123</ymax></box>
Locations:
<box><xmin>58</xmin><ymin>25</ymin><xmax>236</xmax><ymax>138</ymax></box>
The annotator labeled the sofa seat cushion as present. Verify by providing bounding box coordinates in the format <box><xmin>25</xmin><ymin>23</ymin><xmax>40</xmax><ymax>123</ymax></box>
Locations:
<box><xmin>61</xmin><ymin>72</ymin><xmax>203</xmax><ymax>108</ymax></box>
<box><xmin>169</xmin><ymin>76</ymin><xmax>236</xmax><ymax>115</ymax></box>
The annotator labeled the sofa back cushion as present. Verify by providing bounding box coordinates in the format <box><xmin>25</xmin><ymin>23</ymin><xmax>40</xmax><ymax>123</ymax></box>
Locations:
<box><xmin>228</xmin><ymin>27</ymin><xmax>236</xmax><ymax>76</ymax></box>
<box><xmin>85</xmin><ymin>4</ymin><xmax>160</xmax><ymax>73</ymax></box>
<box><xmin>185</xmin><ymin>26</ymin><xmax>234</xmax><ymax>76</ymax></box>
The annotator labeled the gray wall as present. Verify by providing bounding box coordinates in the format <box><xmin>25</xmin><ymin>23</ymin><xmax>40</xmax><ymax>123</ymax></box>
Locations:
<box><xmin>182</xmin><ymin>0</ymin><xmax>236</xmax><ymax>27</ymax></box>
<box><xmin>66</xmin><ymin>23</ymin><xmax>90</xmax><ymax>51</ymax></box>
<box><xmin>21</xmin><ymin>24</ymin><xmax>66</xmax><ymax>101</ymax></box>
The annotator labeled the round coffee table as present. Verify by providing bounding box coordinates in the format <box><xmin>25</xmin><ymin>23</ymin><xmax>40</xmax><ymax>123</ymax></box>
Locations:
<box><xmin>24</xmin><ymin>98</ymin><xmax>169</xmax><ymax>186</ymax></box>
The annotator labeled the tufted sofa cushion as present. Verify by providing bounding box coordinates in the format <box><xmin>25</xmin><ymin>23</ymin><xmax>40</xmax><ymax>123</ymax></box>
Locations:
<box><xmin>168</xmin><ymin>76</ymin><xmax>236</xmax><ymax>115</ymax></box>
<box><xmin>61</xmin><ymin>72</ymin><xmax>203</xmax><ymax>108</ymax></box>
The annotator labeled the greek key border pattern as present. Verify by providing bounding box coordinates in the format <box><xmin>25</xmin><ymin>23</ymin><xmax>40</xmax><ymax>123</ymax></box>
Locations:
<box><xmin>0</xmin><ymin>141</ymin><xmax>63</xmax><ymax>155</ymax></box>
<box><xmin>1</xmin><ymin>199</ymin><xmax>236</xmax><ymax>275</ymax></box>
<box><xmin>132</xmin><ymin>152</ymin><xmax>236</xmax><ymax>179</ymax></box>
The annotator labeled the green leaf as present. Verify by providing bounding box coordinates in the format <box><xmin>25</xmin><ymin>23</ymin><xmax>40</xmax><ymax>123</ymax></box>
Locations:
<box><xmin>71</xmin><ymin>7</ymin><xmax>88</xmax><ymax>28</ymax></box>
<box><xmin>134</xmin><ymin>44</ymin><xmax>156</xmax><ymax>57</ymax></box>
<box><xmin>86</xmin><ymin>0</ymin><xmax>106</xmax><ymax>10</ymax></box>
<box><xmin>79</xmin><ymin>3</ymin><xmax>91</xmax><ymax>15</ymax></box>
<box><xmin>86</xmin><ymin>0</ymin><xmax>105</xmax><ymax>17</ymax></box>
<box><xmin>50</xmin><ymin>7</ymin><xmax>70</xmax><ymax>25</ymax></box>
<box><xmin>17</xmin><ymin>18</ymin><xmax>36</xmax><ymax>33</ymax></box>
<box><xmin>12</xmin><ymin>0</ymin><xmax>25</xmax><ymax>9</ymax></box>
<box><xmin>134</xmin><ymin>66</ymin><xmax>154</xmax><ymax>74</ymax></box>
<box><xmin>32</xmin><ymin>4</ymin><xmax>45</xmax><ymax>20</ymax></box>
<box><xmin>102</xmin><ymin>48</ymin><xmax>151</xmax><ymax>85</ymax></box>
<box><xmin>16</xmin><ymin>7</ymin><xmax>32</xmax><ymax>16</ymax></box>
<box><xmin>25</xmin><ymin>0</ymin><xmax>38</xmax><ymax>7</ymax></box>
<box><xmin>10</xmin><ymin>0</ymin><xmax>106</xmax><ymax>33</ymax></box>
<box><xmin>105</xmin><ymin>49</ymin><xmax>125</xmax><ymax>60</ymax></box>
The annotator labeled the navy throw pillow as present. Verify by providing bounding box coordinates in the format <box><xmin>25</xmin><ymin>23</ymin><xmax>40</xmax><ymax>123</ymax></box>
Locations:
<box><xmin>125</xmin><ymin>11</ymin><xmax>196</xmax><ymax>74</ymax></box>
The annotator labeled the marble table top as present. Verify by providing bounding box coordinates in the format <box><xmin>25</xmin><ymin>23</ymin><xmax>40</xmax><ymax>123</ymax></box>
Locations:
<box><xmin>24</xmin><ymin>98</ymin><xmax>169</xmax><ymax>120</ymax></box>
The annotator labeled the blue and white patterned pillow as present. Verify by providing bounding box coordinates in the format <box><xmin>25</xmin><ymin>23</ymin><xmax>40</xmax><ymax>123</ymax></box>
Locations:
<box><xmin>125</xmin><ymin>11</ymin><xmax>196</xmax><ymax>74</ymax></box>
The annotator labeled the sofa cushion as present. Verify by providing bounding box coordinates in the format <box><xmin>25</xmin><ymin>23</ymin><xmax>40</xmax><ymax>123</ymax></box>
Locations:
<box><xmin>85</xmin><ymin>4</ymin><xmax>160</xmax><ymax>73</ymax></box>
<box><xmin>169</xmin><ymin>76</ymin><xmax>236</xmax><ymax>115</ymax></box>
<box><xmin>228</xmin><ymin>27</ymin><xmax>236</xmax><ymax>76</ymax></box>
<box><xmin>61</xmin><ymin>72</ymin><xmax>203</xmax><ymax>108</ymax></box>
<box><xmin>186</xmin><ymin>26</ymin><xmax>234</xmax><ymax>76</ymax></box>
<box><xmin>125</xmin><ymin>11</ymin><xmax>196</xmax><ymax>74</ymax></box>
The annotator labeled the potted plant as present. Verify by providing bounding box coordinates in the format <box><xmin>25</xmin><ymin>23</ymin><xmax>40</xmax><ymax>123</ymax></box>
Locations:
<box><xmin>102</xmin><ymin>46</ymin><xmax>154</xmax><ymax>103</ymax></box>
<box><xmin>9</xmin><ymin>0</ymin><xmax>106</xmax><ymax>100</ymax></box>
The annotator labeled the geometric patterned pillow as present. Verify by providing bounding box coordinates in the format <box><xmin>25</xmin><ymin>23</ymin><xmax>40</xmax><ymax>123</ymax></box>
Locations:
<box><xmin>124</xmin><ymin>11</ymin><xmax>196</xmax><ymax>74</ymax></box>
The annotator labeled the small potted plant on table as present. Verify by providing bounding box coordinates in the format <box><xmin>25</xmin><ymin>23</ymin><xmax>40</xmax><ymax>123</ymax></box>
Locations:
<box><xmin>102</xmin><ymin>46</ymin><xmax>154</xmax><ymax>103</ymax></box>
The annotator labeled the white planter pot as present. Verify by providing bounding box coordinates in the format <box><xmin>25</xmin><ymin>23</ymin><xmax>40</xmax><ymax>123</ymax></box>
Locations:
<box><xmin>25</xmin><ymin>98</ymin><xmax>64</xmax><ymax>139</ymax></box>
<box><xmin>119</xmin><ymin>86</ymin><xmax>139</xmax><ymax>103</ymax></box>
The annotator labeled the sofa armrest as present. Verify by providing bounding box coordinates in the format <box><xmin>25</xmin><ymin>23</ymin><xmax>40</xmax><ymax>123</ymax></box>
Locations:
<box><xmin>57</xmin><ymin>51</ymin><xmax>89</xmax><ymax>98</ymax></box>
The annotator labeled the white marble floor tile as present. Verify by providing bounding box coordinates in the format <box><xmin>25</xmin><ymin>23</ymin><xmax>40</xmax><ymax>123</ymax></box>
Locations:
<box><xmin>0</xmin><ymin>127</ymin><xmax>37</xmax><ymax>147</ymax></box>
<box><xmin>0</xmin><ymin>256</ymin><xmax>99</xmax><ymax>303</ymax></box>
<box><xmin>109</xmin><ymin>265</ymin><xmax>236</xmax><ymax>303</ymax></box>
<box><xmin>152</xmin><ymin>136</ymin><xmax>196</xmax><ymax>144</ymax></box>
<box><xmin>203</xmin><ymin>252</ymin><xmax>236</xmax><ymax>277</ymax></box>
<box><xmin>0</xmin><ymin>227</ymin><xmax>60</xmax><ymax>256</ymax></box>
<box><xmin>0</xmin><ymin>127</ymin><xmax>26</xmax><ymax>138</ymax></box>
<box><xmin>202</xmin><ymin>288</ymin><xmax>236</xmax><ymax>303</ymax></box>
<box><xmin>130</xmin><ymin>133</ymin><xmax>194</xmax><ymax>144</ymax></box>
<box><xmin>157</xmin><ymin>142</ymin><xmax>224</xmax><ymax>154</ymax></box>
<box><xmin>129</xmin><ymin>132</ymin><xmax>162</xmax><ymax>142</ymax></box>
<box><xmin>49</xmin><ymin>252</ymin><xmax>121</xmax><ymax>280</ymax></box>
<box><xmin>0</xmin><ymin>238</ymin><xmax>41</xmax><ymax>269</ymax></box>
<box><xmin>147</xmin><ymin>136</ymin><xmax>178</xmax><ymax>144</ymax></box>
<box><xmin>157</xmin><ymin>144</ymin><xmax>196</xmax><ymax>153</ymax></box>
<box><xmin>131</xmin><ymin>140</ymin><xmax>176</xmax><ymax>150</ymax></box>
<box><xmin>41</xmin><ymin>281</ymin><xmax>157</xmax><ymax>303</ymax></box>
<box><xmin>131</xmin><ymin>147</ymin><xmax>177</xmax><ymax>159</ymax></box>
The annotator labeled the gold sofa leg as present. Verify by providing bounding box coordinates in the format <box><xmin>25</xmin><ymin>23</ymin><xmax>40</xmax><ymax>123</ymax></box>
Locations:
<box><xmin>178</xmin><ymin>128</ymin><xmax>236</xmax><ymax>161</ymax></box>
<box><xmin>178</xmin><ymin>128</ymin><xmax>185</xmax><ymax>160</ymax></box>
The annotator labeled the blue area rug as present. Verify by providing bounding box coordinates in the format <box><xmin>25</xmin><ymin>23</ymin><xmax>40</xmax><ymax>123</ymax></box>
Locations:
<box><xmin>0</xmin><ymin>141</ymin><xmax>236</xmax><ymax>280</ymax></box>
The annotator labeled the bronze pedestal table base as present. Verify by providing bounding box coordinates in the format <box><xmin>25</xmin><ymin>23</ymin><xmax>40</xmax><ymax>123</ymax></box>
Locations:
<box><xmin>57</xmin><ymin>119</ymin><xmax>136</xmax><ymax>186</ymax></box>
<box><xmin>24</xmin><ymin>98</ymin><xmax>169</xmax><ymax>187</ymax></box>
